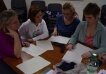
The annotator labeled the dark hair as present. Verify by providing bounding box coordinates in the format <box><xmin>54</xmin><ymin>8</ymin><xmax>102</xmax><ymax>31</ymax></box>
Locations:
<box><xmin>28</xmin><ymin>5</ymin><xmax>42</xmax><ymax>23</ymax></box>
<box><xmin>83</xmin><ymin>3</ymin><xmax>100</xmax><ymax>18</ymax></box>
<box><xmin>63</xmin><ymin>2</ymin><xmax>77</xmax><ymax>16</ymax></box>
<box><xmin>0</xmin><ymin>9</ymin><xmax>17</xmax><ymax>32</ymax></box>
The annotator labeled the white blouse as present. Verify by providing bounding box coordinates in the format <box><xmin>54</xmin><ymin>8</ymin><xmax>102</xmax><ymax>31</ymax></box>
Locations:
<box><xmin>19</xmin><ymin>19</ymin><xmax>49</xmax><ymax>41</ymax></box>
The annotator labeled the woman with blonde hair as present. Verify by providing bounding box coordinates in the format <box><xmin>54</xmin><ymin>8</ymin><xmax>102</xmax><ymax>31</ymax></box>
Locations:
<box><xmin>52</xmin><ymin>2</ymin><xmax>80</xmax><ymax>37</ymax></box>
<box><xmin>52</xmin><ymin>2</ymin><xmax>80</xmax><ymax>53</ymax></box>
<box><xmin>0</xmin><ymin>9</ymin><xmax>22</xmax><ymax>59</ymax></box>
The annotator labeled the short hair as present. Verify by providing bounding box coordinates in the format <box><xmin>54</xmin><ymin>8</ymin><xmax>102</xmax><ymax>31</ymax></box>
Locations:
<box><xmin>83</xmin><ymin>3</ymin><xmax>100</xmax><ymax>18</ymax></box>
<box><xmin>63</xmin><ymin>2</ymin><xmax>77</xmax><ymax>16</ymax></box>
<box><xmin>28</xmin><ymin>5</ymin><xmax>42</xmax><ymax>23</ymax></box>
<box><xmin>0</xmin><ymin>9</ymin><xmax>17</xmax><ymax>32</ymax></box>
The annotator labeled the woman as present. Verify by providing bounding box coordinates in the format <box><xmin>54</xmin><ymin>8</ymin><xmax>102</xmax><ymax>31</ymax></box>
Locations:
<box><xmin>0</xmin><ymin>9</ymin><xmax>22</xmax><ymax>59</ymax></box>
<box><xmin>52</xmin><ymin>2</ymin><xmax>80</xmax><ymax>37</ymax></box>
<box><xmin>67</xmin><ymin>3</ymin><xmax>106</xmax><ymax>59</ymax></box>
<box><xmin>19</xmin><ymin>5</ymin><xmax>49</xmax><ymax>43</ymax></box>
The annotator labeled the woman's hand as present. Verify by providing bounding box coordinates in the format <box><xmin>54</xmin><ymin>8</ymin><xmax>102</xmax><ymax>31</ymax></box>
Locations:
<box><xmin>52</xmin><ymin>27</ymin><xmax>59</xmax><ymax>36</ymax></box>
<box><xmin>27</xmin><ymin>39</ymin><xmax>36</xmax><ymax>45</ymax></box>
<box><xmin>7</xmin><ymin>29</ymin><xmax>22</xmax><ymax>58</ymax></box>
<box><xmin>52</xmin><ymin>31</ymin><xmax>59</xmax><ymax>36</ymax></box>
<box><xmin>99</xmin><ymin>53</ymin><xmax>106</xmax><ymax>63</ymax></box>
<box><xmin>66</xmin><ymin>43</ymin><xmax>74</xmax><ymax>51</ymax></box>
<box><xmin>7</xmin><ymin>29</ymin><xmax>19</xmax><ymax>37</ymax></box>
<box><xmin>23</xmin><ymin>42</ymin><xmax>30</xmax><ymax>47</ymax></box>
<box><xmin>81</xmin><ymin>51</ymin><xmax>91</xmax><ymax>59</ymax></box>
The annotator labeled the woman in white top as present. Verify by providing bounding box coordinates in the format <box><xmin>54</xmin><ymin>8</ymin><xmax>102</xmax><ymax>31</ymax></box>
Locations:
<box><xmin>19</xmin><ymin>5</ymin><xmax>49</xmax><ymax>43</ymax></box>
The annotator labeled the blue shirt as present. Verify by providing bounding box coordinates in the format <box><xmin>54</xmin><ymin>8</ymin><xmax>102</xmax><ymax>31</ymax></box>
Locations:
<box><xmin>56</xmin><ymin>15</ymin><xmax>80</xmax><ymax>37</ymax></box>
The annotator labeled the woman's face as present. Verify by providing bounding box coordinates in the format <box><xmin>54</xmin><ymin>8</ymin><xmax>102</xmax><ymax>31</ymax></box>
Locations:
<box><xmin>34</xmin><ymin>11</ymin><xmax>43</xmax><ymax>24</ymax></box>
<box><xmin>85</xmin><ymin>14</ymin><xmax>98</xmax><ymax>24</ymax></box>
<box><xmin>7</xmin><ymin>16</ymin><xmax>20</xmax><ymax>31</ymax></box>
<box><xmin>63</xmin><ymin>9</ymin><xmax>74</xmax><ymax>20</ymax></box>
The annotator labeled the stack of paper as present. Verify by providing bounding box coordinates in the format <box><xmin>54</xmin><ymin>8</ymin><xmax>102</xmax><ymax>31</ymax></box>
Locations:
<box><xmin>36</xmin><ymin>40</ymin><xmax>53</xmax><ymax>50</ymax></box>
<box><xmin>22</xmin><ymin>44</ymin><xmax>47</xmax><ymax>57</ymax></box>
<box><xmin>49</xmin><ymin>36</ymin><xmax>70</xmax><ymax>44</ymax></box>
<box><xmin>62</xmin><ymin>43</ymin><xmax>92</xmax><ymax>63</ymax></box>
<box><xmin>17</xmin><ymin>56</ymin><xmax>50</xmax><ymax>74</ymax></box>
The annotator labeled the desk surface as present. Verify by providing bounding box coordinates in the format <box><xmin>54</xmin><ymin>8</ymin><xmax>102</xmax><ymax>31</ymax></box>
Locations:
<box><xmin>3</xmin><ymin>45</ymin><xmax>66</xmax><ymax>74</ymax></box>
<box><xmin>3</xmin><ymin>44</ymin><xmax>106</xmax><ymax>74</ymax></box>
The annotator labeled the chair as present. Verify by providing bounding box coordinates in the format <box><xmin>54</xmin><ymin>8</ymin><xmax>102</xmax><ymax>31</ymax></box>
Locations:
<box><xmin>100</xmin><ymin>5</ymin><xmax>106</xmax><ymax>26</ymax></box>
<box><xmin>31</xmin><ymin>0</ymin><xmax>46</xmax><ymax>12</ymax></box>
<box><xmin>46</xmin><ymin>3</ymin><xmax>62</xmax><ymax>34</ymax></box>
<box><xmin>11</xmin><ymin>0</ymin><xmax>27</xmax><ymax>23</ymax></box>
<box><xmin>0</xmin><ymin>60</ymin><xmax>17</xmax><ymax>74</ymax></box>
<box><xmin>0</xmin><ymin>0</ymin><xmax>7</xmax><ymax>12</ymax></box>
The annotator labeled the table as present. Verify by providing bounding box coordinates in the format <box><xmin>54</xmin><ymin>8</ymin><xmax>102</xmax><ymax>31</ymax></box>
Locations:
<box><xmin>3</xmin><ymin>44</ymin><xmax>106</xmax><ymax>74</ymax></box>
<box><xmin>3</xmin><ymin>44</ymin><xmax>66</xmax><ymax>74</ymax></box>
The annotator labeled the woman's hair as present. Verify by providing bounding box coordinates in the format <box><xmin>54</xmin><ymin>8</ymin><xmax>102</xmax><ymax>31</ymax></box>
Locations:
<box><xmin>63</xmin><ymin>2</ymin><xmax>77</xmax><ymax>16</ymax></box>
<box><xmin>0</xmin><ymin>9</ymin><xmax>17</xmax><ymax>32</ymax></box>
<box><xmin>83</xmin><ymin>3</ymin><xmax>100</xmax><ymax>18</ymax></box>
<box><xmin>28</xmin><ymin>5</ymin><xmax>42</xmax><ymax>23</ymax></box>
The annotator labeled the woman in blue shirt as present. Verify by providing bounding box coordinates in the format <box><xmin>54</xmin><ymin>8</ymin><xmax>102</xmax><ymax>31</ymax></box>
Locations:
<box><xmin>52</xmin><ymin>2</ymin><xmax>80</xmax><ymax>37</ymax></box>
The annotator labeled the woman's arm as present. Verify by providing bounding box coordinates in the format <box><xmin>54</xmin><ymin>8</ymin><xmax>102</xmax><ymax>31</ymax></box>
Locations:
<box><xmin>52</xmin><ymin>27</ymin><xmax>59</xmax><ymax>36</ymax></box>
<box><xmin>32</xmin><ymin>20</ymin><xmax>49</xmax><ymax>41</ymax></box>
<box><xmin>91</xmin><ymin>28</ymin><xmax>106</xmax><ymax>55</ymax></box>
<box><xmin>68</xmin><ymin>22</ymin><xmax>83</xmax><ymax>44</ymax></box>
<box><xmin>8</xmin><ymin>29</ymin><xmax>22</xmax><ymax>58</ymax></box>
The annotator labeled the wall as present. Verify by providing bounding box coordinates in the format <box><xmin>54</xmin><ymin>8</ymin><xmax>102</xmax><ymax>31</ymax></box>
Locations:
<box><xmin>3</xmin><ymin>0</ymin><xmax>106</xmax><ymax>20</ymax></box>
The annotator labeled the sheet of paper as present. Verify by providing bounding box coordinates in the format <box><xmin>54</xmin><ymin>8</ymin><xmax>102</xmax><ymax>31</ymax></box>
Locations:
<box><xmin>98</xmin><ymin>69</ymin><xmax>106</xmax><ymax>74</ymax></box>
<box><xmin>21</xmin><ymin>51</ymin><xmax>33</xmax><ymax>62</ymax></box>
<box><xmin>36</xmin><ymin>40</ymin><xmax>53</xmax><ymax>50</ymax></box>
<box><xmin>17</xmin><ymin>56</ymin><xmax>50</xmax><ymax>74</ymax></box>
<box><xmin>22</xmin><ymin>44</ymin><xmax>47</xmax><ymax>57</ymax></box>
<box><xmin>49</xmin><ymin>36</ymin><xmax>70</xmax><ymax>44</ymax></box>
<box><xmin>62</xmin><ymin>43</ymin><xmax>92</xmax><ymax>63</ymax></box>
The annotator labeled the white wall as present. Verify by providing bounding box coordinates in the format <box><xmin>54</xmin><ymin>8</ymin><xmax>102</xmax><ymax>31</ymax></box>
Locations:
<box><xmin>3</xmin><ymin>0</ymin><xmax>106</xmax><ymax>20</ymax></box>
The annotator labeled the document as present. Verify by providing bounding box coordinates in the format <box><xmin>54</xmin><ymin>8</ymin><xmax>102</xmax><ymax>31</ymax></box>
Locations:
<box><xmin>49</xmin><ymin>36</ymin><xmax>70</xmax><ymax>44</ymax></box>
<box><xmin>36</xmin><ymin>40</ymin><xmax>53</xmax><ymax>50</ymax></box>
<box><xmin>62</xmin><ymin>43</ymin><xmax>92</xmax><ymax>64</ymax></box>
<box><xmin>22</xmin><ymin>44</ymin><xmax>47</xmax><ymax>57</ymax></box>
<box><xmin>17</xmin><ymin>56</ymin><xmax>50</xmax><ymax>74</ymax></box>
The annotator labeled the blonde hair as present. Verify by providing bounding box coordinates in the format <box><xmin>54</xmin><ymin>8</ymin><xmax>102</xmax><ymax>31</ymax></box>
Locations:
<box><xmin>63</xmin><ymin>2</ymin><xmax>77</xmax><ymax>17</ymax></box>
<box><xmin>0</xmin><ymin>9</ymin><xmax>17</xmax><ymax>32</ymax></box>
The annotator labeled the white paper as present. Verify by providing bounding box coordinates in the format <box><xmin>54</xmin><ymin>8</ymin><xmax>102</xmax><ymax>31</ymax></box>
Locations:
<box><xmin>62</xmin><ymin>43</ymin><xmax>92</xmax><ymax>63</ymax></box>
<box><xmin>21</xmin><ymin>51</ymin><xmax>33</xmax><ymax>62</ymax></box>
<box><xmin>98</xmin><ymin>69</ymin><xmax>106</xmax><ymax>74</ymax></box>
<box><xmin>46</xmin><ymin>70</ymin><xmax>54</xmax><ymax>74</ymax></box>
<box><xmin>17</xmin><ymin>56</ymin><xmax>50</xmax><ymax>74</ymax></box>
<box><xmin>49</xmin><ymin>36</ymin><xmax>70</xmax><ymax>44</ymax></box>
<box><xmin>22</xmin><ymin>44</ymin><xmax>47</xmax><ymax>57</ymax></box>
<box><xmin>36</xmin><ymin>40</ymin><xmax>53</xmax><ymax>50</ymax></box>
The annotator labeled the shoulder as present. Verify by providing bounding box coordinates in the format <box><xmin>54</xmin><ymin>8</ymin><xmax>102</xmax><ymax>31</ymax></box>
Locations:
<box><xmin>56</xmin><ymin>14</ymin><xmax>63</xmax><ymax>20</ymax></box>
<box><xmin>97</xmin><ymin>22</ymin><xmax>106</xmax><ymax>32</ymax></box>
<box><xmin>78</xmin><ymin>21</ymin><xmax>87</xmax><ymax>27</ymax></box>
<box><xmin>21</xmin><ymin>19</ymin><xmax>32</xmax><ymax>28</ymax></box>
<box><xmin>74</xmin><ymin>18</ymin><xmax>80</xmax><ymax>23</ymax></box>
<box><xmin>0</xmin><ymin>31</ymin><xmax>11</xmax><ymax>40</ymax></box>
<box><xmin>41</xmin><ymin>19</ymin><xmax>46</xmax><ymax>23</ymax></box>
<box><xmin>40</xmin><ymin>19</ymin><xmax>46</xmax><ymax>25</ymax></box>
<box><xmin>72</xmin><ymin>18</ymin><xmax>80</xmax><ymax>26</ymax></box>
